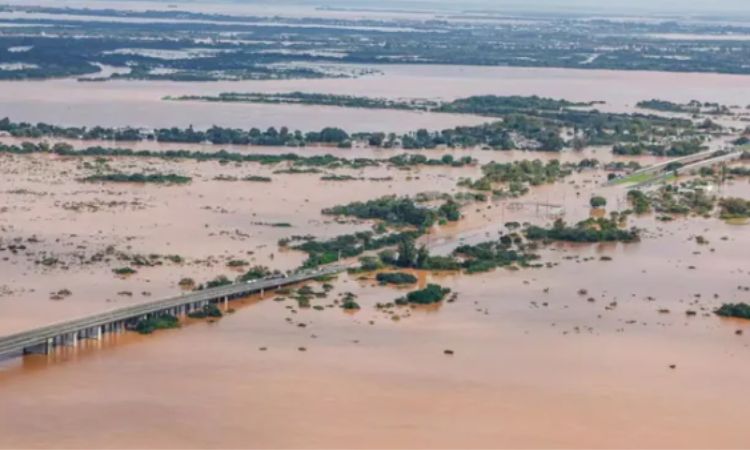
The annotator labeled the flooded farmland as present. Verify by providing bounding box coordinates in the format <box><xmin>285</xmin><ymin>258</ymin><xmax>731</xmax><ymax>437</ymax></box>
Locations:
<box><xmin>1</xmin><ymin>2</ymin><xmax>750</xmax><ymax>448</ymax></box>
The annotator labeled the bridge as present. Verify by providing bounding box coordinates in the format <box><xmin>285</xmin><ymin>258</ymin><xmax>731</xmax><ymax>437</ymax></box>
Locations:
<box><xmin>632</xmin><ymin>150</ymin><xmax>745</xmax><ymax>189</ymax></box>
<box><xmin>0</xmin><ymin>265</ymin><xmax>346</xmax><ymax>358</ymax></box>
<box><xmin>606</xmin><ymin>148</ymin><xmax>726</xmax><ymax>186</ymax></box>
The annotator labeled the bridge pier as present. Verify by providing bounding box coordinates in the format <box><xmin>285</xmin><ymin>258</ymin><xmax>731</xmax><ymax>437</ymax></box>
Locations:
<box><xmin>82</xmin><ymin>326</ymin><xmax>103</xmax><ymax>340</ymax></box>
<box><xmin>22</xmin><ymin>338</ymin><xmax>53</xmax><ymax>355</ymax></box>
<box><xmin>62</xmin><ymin>333</ymin><xmax>77</xmax><ymax>347</ymax></box>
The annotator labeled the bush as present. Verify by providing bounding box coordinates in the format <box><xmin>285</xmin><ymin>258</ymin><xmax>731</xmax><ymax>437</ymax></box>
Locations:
<box><xmin>376</xmin><ymin>272</ymin><xmax>418</xmax><ymax>285</ymax></box>
<box><xmin>525</xmin><ymin>217</ymin><xmax>639</xmax><ymax>243</ymax></box>
<box><xmin>134</xmin><ymin>314</ymin><xmax>179</xmax><ymax>334</ymax></box>
<box><xmin>406</xmin><ymin>284</ymin><xmax>451</xmax><ymax>305</ymax></box>
<box><xmin>188</xmin><ymin>304</ymin><xmax>223</xmax><ymax>319</ymax></box>
<box><xmin>715</xmin><ymin>303</ymin><xmax>750</xmax><ymax>320</ymax></box>
<box><xmin>719</xmin><ymin>198</ymin><xmax>750</xmax><ymax>219</ymax></box>
<box><xmin>238</xmin><ymin>265</ymin><xmax>271</xmax><ymax>281</ymax></box>
<box><xmin>590</xmin><ymin>196</ymin><xmax>607</xmax><ymax>208</ymax></box>
<box><xmin>203</xmin><ymin>276</ymin><xmax>232</xmax><ymax>289</ymax></box>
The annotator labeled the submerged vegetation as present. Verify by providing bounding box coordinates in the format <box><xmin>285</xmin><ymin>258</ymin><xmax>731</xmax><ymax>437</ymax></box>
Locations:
<box><xmin>400</xmin><ymin>284</ymin><xmax>451</xmax><ymax>305</ymax></box>
<box><xmin>0</xmin><ymin>92</ymin><xmax>709</xmax><ymax>153</ymax></box>
<box><xmin>133</xmin><ymin>314</ymin><xmax>180</xmax><ymax>334</ymax></box>
<box><xmin>526</xmin><ymin>216</ymin><xmax>640</xmax><ymax>243</ymax></box>
<box><xmin>0</xmin><ymin>141</ymin><xmax>474</xmax><ymax>172</ymax></box>
<box><xmin>82</xmin><ymin>173</ymin><xmax>191</xmax><ymax>184</ymax></box>
<box><xmin>187</xmin><ymin>304</ymin><xmax>223</xmax><ymax>319</ymax></box>
<box><xmin>459</xmin><ymin>159</ymin><xmax>574</xmax><ymax>197</ymax></box>
<box><xmin>718</xmin><ymin>198</ymin><xmax>750</xmax><ymax>219</ymax></box>
<box><xmin>376</xmin><ymin>272</ymin><xmax>418</xmax><ymax>285</ymax></box>
<box><xmin>613</xmin><ymin>139</ymin><xmax>706</xmax><ymax>157</ymax></box>
<box><xmin>323</xmin><ymin>196</ymin><xmax>461</xmax><ymax>229</ymax></box>
<box><xmin>715</xmin><ymin>303</ymin><xmax>750</xmax><ymax>320</ymax></box>
<box><xmin>289</xmin><ymin>231</ymin><xmax>423</xmax><ymax>268</ymax></box>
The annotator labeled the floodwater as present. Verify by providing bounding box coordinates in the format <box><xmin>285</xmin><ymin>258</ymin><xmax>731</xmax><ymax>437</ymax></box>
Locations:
<box><xmin>0</xmin><ymin>138</ymin><xmax>749</xmax><ymax>447</ymax></box>
<box><xmin>2</xmin><ymin>64</ymin><xmax>750</xmax><ymax>132</ymax></box>
<box><xmin>1</xmin><ymin>61</ymin><xmax>750</xmax><ymax>448</ymax></box>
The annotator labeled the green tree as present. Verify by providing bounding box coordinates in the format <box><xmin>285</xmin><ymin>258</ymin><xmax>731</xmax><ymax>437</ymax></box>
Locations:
<box><xmin>590</xmin><ymin>196</ymin><xmax>607</xmax><ymax>208</ymax></box>
<box><xmin>397</xmin><ymin>238</ymin><xmax>417</xmax><ymax>268</ymax></box>
<box><xmin>416</xmin><ymin>245</ymin><xmax>430</xmax><ymax>268</ymax></box>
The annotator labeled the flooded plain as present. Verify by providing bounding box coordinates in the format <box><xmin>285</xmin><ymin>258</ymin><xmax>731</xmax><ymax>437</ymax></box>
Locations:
<box><xmin>0</xmin><ymin>63</ymin><xmax>750</xmax><ymax>448</ymax></box>
<box><xmin>2</xmin><ymin>64</ymin><xmax>750</xmax><ymax>131</ymax></box>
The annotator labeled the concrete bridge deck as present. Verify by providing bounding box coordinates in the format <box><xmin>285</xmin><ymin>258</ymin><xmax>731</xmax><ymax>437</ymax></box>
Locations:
<box><xmin>0</xmin><ymin>265</ymin><xmax>345</xmax><ymax>358</ymax></box>
<box><xmin>606</xmin><ymin>148</ymin><xmax>725</xmax><ymax>186</ymax></box>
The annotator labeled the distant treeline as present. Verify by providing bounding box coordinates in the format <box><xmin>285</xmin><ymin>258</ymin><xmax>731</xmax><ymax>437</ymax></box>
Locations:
<box><xmin>0</xmin><ymin>93</ymin><xmax>708</xmax><ymax>152</ymax></box>
<box><xmin>0</xmin><ymin>141</ymin><xmax>475</xmax><ymax>170</ymax></box>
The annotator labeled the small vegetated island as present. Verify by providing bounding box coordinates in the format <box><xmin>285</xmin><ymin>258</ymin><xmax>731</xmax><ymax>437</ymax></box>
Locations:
<box><xmin>625</xmin><ymin>179</ymin><xmax>750</xmax><ymax>221</ymax></box>
<box><xmin>459</xmin><ymin>159</ymin><xmax>578</xmax><ymax>197</ymax></box>
<box><xmin>715</xmin><ymin>303</ymin><xmax>750</xmax><ymax>320</ymax></box>
<box><xmin>637</xmin><ymin>99</ymin><xmax>733</xmax><ymax>116</ymax></box>
<box><xmin>0</xmin><ymin>141</ymin><xmax>476</xmax><ymax>173</ymax></box>
<box><xmin>718</xmin><ymin>198</ymin><xmax>750</xmax><ymax>220</ymax></box>
<box><xmin>133</xmin><ymin>314</ymin><xmax>180</xmax><ymax>334</ymax></box>
<box><xmin>286</xmin><ymin>195</ymin><xmax>461</xmax><ymax>267</ymax></box>
<box><xmin>525</xmin><ymin>216</ymin><xmax>640</xmax><ymax>243</ymax></box>
<box><xmin>376</xmin><ymin>272</ymin><xmax>418</xmax><ymax>285</ymax></box>
<box><xmin>398</xmin><ymin>284</ymin><xmax>452</xmax><ymax>306</ymax></box>
<box><xmin>82</xmin><ymin>173</ymin><xmax>191</xmax><ymax>185</ymax></box>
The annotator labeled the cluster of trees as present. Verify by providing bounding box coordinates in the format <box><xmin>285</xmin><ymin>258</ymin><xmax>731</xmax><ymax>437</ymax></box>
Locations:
<box><xmin>386</xmin><ymin>153</ymin><xmax>475</xmax><ymax>168</ymax></box>
<box><xmin>375</xmin><ymin>272</ymin><xmax>417</xmax><ymax>285</ymax></box>
<box><xmin>459</xmin><ymin>159</ymin><xmax>572</xmax><ymax>197</ymax></box>
<box><xmin>369</xmin><ymin>232</ymin><xmax>539</xmax><ymax>275</ymax></box>
<box><xmin>133</xmin><ymin>314</ymin><xmax>179</xmax><ymax>334</ymax></box>
<box><xmin>322</xmin><ymin>196</ymin><xmax>461</xmax><ymax>229</ymax></box>
<box><xmin>174</xmin><ymin>92</ymin><xmax>439</xmax><ymax>111</ymax></box>
<box><xmin>293</xmin><ymin>230</ymin><xmax>423</xmax><ymax>268</ymax></box>
<box><xmin>0</xmin><ymin>141</ymin><xmax>475</xmax><ymax>173</ymax></box>
<box><xmin>402</xmin><ymin>284</ymin><xmax>451</xmax><ymax>305</ymax></box>
<box><xmin>718</xmin><ymin>197</ymin><xmax>750</xmax><ymax>219</ymax></box>
<box><xmin>627</xmin><ymin>190</ymin><xmax>651</xmax><ymax>214</ymax></box>
<box><xmin>2</xmin><ymin>91</ymin><xmax>707</xmax><ymax>154</ymax></box>
<box><xmin>156</xmin><ymin>125</ymin><xmax>350</xmax><ymax>146</ymax></box>
<box><xmin>525</xmin><ymin>217</ymin><xmax>640</xmax><ymax>243</ymax></box>
<box><xmin>589</xmin><ymin>196</ymin><xmax>607</xmax><ymax>209</ymax></box>
<box><xmin>715</xmin><ymin>303</ymin><xmax>750</xmax><ymax>320</ymax></box>
<box><xmin>637</xmin><ymin>99</ymin><xmax>732</xmax><ymax>116</ymax></box>
<box><xmin>82</xmin><ymin>173</ymin><xmax>191</xmax><ymax>184</ymax></box>
<box><xmin>613</xmin><ymin>140</ymin><xmax>706</xmax><ymax>157</ymax></box>
<box><xmin>637</xmin><ymin>99</ymin><xmax>701</xmax><ymax>114</ymax></box>
<box><xmin>187</xmin><ymin>304</ymin><xmax>223</xmax><ymax>319</ymax></box>
<box><xmin>238</xmin><ymin>266</ymin><xmax>272</xmax><ymax>282</ymax></box>
<box><xmin>0</xmin><ymin>118</ymin><xmax>352</xmax><ymax>147</ymax></box>
<box><xmin>650</xmin><ymin>184</ymin><xmax>716</xmax><ymax>216</ymax></box>
<box><xmin>453</xmin><ymin>236</ymin><xmax>539</xmax><ymax>273</ymax></box>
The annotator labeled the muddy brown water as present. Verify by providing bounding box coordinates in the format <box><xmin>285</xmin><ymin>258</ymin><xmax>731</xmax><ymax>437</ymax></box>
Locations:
<box><xmin>0</xmin><ymin>65</ymin><xmax>749</xmax><ymax>447</ymax></box>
